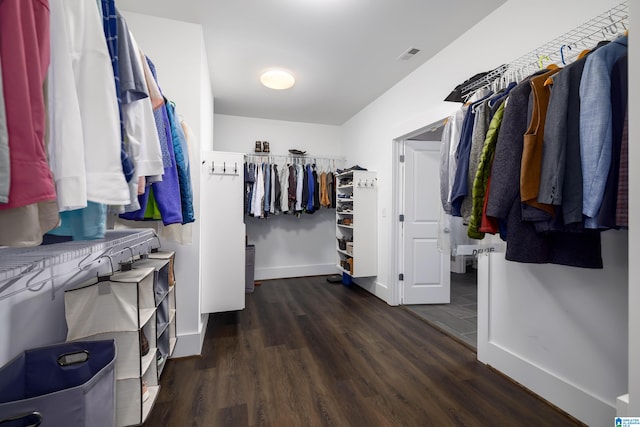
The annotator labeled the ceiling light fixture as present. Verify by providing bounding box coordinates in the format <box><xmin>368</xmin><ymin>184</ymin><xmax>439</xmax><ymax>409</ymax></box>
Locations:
<box><xmin>260</xmin><ymin>69</ymin><xmax>295</xmax><ymax>90</ymax></box>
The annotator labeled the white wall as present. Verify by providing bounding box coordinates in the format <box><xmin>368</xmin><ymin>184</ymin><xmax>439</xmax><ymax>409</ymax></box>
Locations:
<box><xmin>340</xmin><ymin>0</ymin><xmax>628</xmax><ymax>424</ymax></box>
<box><xmin>121</xmin><ymin>11</ymin><xmax>211</xmax><ymax>357</ymax></box>
<box><xmin>628</xmin><ymin>1</ymin><xmax>639</xmax><ymax>417</ymax></box>
<box><xmin>214</xmin><ymin>114</ymin><xmax>342</xmax><ymax>279</ymax></box>
<box><xmin>478</xmin><ymin>233</ymin><xmax>628</xmax><ymax>426</ymax></box>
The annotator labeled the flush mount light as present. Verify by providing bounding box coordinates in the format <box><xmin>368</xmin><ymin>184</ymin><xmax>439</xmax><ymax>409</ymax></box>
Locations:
<box><xmin>260</xmin><ymin>69</ymin><xmax>295</xmax><ymax>90</ymax></box>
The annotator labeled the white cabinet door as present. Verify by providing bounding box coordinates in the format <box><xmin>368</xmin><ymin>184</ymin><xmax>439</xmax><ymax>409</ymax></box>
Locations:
<box><xmin>200</xmin><ymin>151</ymin><xmax>246</xmax><ymax>313</ymax></box>
<box><xmin>403</xmin><ymin>140</ymin><xmax>450</xmax><ymax>304</ymax></box>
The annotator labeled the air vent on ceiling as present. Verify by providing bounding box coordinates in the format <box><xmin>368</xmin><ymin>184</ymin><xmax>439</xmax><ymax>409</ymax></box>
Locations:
<box><xmin>397</xmin><ymin>47</ymin><xmax>421</xmax><ymax>61</ymax></box>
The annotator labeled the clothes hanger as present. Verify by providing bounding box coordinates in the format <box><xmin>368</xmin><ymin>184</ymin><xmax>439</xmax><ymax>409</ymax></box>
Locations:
<box><xmin>537</xmin><ymin>54</ymin><xmax>552</xmax><ymax>70</ymax></box>
<box><xmin>560</xmin><ymin>44</ymin><xmax>571</xmax><ymax>65</ymax></box>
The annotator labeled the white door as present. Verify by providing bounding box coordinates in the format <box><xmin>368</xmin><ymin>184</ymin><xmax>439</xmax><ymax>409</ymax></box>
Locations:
<box><xmin>402</xmin><ymin>140</ymin><xmax>450</xmax><ymax>304</ymax></box>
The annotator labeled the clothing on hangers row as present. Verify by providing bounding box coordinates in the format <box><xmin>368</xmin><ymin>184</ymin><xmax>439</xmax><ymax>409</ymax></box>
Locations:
<box><xmin>244</xmin><ymin>160</ymin><xmax>337</xmax><ymax>219</ymax></box>
<box><xmin>440</xmin><ymin>34</ymin><xmax>628</xmax><ymax>269</ymax></box>
<box><xmin>0</xmin><ymin>0</ymin><xmax>195</xmax><ymax>247</ymax></box>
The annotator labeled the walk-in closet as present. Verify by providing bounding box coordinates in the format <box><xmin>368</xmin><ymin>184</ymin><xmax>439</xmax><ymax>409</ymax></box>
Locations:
<box><xmin>0</xmin><ymin>0</ymin><xmax>637</xmax><ymax>426</ymax></box>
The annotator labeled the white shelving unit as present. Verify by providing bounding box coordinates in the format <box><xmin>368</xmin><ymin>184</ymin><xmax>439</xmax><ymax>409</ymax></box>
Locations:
<box><xmin>335</xmin><ymin>170</ymin><xmax>377</xmax><ymax>277</ymax></box>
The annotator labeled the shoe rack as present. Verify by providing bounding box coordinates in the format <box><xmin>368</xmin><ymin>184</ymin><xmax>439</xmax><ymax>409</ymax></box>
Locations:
<box><xmin>335</xmin><ymin>170</ymin><xmax>377</xmax><ymax>278</ymax></box>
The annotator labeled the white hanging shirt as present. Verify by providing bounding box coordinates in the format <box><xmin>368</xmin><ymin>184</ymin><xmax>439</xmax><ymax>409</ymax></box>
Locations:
<box><xmin>122</xmin><ymin>31</ymin><xmax>163</xmax><ymax>179</ymax></box>
<box><xmin>295</xmin><ymin>164</ymin><xmax>303</xmax><ymax>212</ymax></box>
<box><xmin>280</xmin><ymin>164</ymin><xmax>289</xmax><ymax>213</ymax></box>
<box><xmin>58</xmin><ymin>0</ymin><xmax>129</xmax><ymax>205</ymax></box>
<box><xmin>252</xmin><ymin>164</ymin><xmax>264</xmax><ymax>218</ymax></box>
<box><xmin>47</xmin><ymin>0</ymin><xmax>87</xmax><ymax>210</ymax></box>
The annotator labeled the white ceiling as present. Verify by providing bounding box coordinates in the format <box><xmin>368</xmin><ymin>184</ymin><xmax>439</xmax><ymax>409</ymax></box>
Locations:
<box><xmin>116</xmin><ymin>0</ymin><xmax>506</xmax><ymax>125</ymax></box>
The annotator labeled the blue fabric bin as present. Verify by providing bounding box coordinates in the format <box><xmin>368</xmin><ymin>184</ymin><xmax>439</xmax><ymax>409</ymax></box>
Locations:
<box><xmin>0</xmin><ymin>340</ymin><xmax>116</xmax><ymax>427</ymax></box>
<box><xmin>342</xmin><ymin>272</ymin><xmax>353</xmax><ymax>286</ymax></box>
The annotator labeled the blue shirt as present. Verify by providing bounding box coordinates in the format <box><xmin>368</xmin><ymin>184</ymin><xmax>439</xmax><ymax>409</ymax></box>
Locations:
<box><xmin>306</xmin><ymin>164</ymin><xmax>315</xmax><ymax>213</ymax></box>
<box><xmin>263</xmin><ymin>163</ymin><xmax>271</xmax><ymax>216</ymax></box>
<box><xmin>579</xmin><ymin>35</ymin><xmax>627</xmax><ymax>228</ymax></box>
<box><xmin>450</xmin><ymin>92</ymin><xmax>492</xmax><ymax>216</ymax></box>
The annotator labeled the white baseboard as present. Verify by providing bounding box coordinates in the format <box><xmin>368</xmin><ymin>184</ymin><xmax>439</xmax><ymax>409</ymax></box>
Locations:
<box><xmin>255</xmin><ymin>263</ymin><xmax>337</xmax><ymax>281</ymax></box>
<box><xmin>351</xmin><ymin>278</ymin><xmax>392</xmax><ymax>305</ymax></box>
<box><xmin>479</xmin><ymin>341</ymin><xmax>616</xmax><ymax>426</ymax></box>
<box><xmin>617</xmin><ymin>394</ymin><xmax>629</xmax><ymax>417</ymax></box>
<box><xmin>171</xmin><ymin>314</ymin><xmax>209</xmax><ymax>358</ymax></box>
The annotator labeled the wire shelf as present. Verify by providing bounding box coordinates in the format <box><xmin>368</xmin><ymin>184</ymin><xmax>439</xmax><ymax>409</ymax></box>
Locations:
<box><xmin>461</xmin><ymin>1</ymin><xmax>628</xmax><ymax>96</ymax></box>
<box><xmin>0</xmin><ymin>229</ymin><xmax>159</xmax><ymax>283</ymax></box>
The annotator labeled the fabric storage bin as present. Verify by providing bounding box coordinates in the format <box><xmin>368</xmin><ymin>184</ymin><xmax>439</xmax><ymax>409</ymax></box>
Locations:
<box><xmin>78</xmin><ymin>319</ymin><xmax>156</xmax><ymax>380</ymax></box>
<box><xmin>157</xmin><ymin>327</ymin><xmax>170</xmax><ymax>361</ymax></box>
<box><xmin>133</xmin><ymin>258</ymin><xmax>170</xmax><ymax>305</ymax></box>
<box><xmin>148</xmin><ymin>251</ymin><xmax>175</xmax><ymax>287</ymax></box>
<box><xmin>65</xmin><ymin>268</ymin><xmax>156</xmax><ymax>340</ymax></box>
<box><xmin>156</xmin><ymin>295</ymin><xmax>170</xmax><ymax>332</ymax></box>
<box><xmin>0</xmin><ymin>340</ymin><xmax>116</xmax><ymax>427</ymax></box>
<box><xmin>115</xmin><ymin>369</ymin><xmax>158</xmax><ymax>427</ymax></box>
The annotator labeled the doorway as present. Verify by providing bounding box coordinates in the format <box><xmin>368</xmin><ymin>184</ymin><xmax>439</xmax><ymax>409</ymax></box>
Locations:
<box><xmin>393</xmin><ymin>120</ymin><xmax>478</xmax><ymax>349</ymax></box>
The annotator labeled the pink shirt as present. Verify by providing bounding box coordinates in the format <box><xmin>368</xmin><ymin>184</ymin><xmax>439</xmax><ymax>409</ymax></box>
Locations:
<box><xmin>0</xmin><ymin>0</ymin><xmax>56</xmax><ymax>209</ymax></box>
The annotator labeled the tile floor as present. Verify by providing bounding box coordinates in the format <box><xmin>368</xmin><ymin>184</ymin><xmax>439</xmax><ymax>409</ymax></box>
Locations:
<box><xmin>405</xmin><ymin>268</ymin><xmax>478</xmax><ymax>348</ymax></box>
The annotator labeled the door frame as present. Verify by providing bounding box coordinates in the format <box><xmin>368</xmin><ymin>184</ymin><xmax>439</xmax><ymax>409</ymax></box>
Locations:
<box><xmin>391</xmin><ymin>118</ymin><xmax>448</xmax><ymax>306</ymax></box>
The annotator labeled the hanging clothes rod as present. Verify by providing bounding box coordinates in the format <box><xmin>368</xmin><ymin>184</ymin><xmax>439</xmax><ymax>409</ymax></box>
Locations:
<box><xmin>245</xmin><ymin>153</ymin><xmax>344</xmax><ymax>161</ymax></box>
<box><xmin>461</xmin><ymin>1</ymin><xmax>628</xmax><ymax>96</ymax></box>
<box><xmin>244</xmin><ymin>153</ymin><xmax>345</xmax><ymax>167</ymax></box>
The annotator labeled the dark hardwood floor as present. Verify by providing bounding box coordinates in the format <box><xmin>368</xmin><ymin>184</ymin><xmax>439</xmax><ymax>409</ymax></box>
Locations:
<box><xmin>145</xmin><ymin>276</ymin><xmax>584</xmax><ymax>427</ymax></box>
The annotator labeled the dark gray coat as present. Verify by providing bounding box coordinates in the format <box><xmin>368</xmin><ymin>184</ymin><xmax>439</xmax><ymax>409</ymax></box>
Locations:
<box><xmin>486</xmin><ymin>74</ymin><xmax>602</xmax><ymax>268</ymax></box>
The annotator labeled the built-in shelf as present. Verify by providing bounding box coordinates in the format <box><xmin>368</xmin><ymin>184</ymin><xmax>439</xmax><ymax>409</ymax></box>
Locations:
<box><xmin>336</xmin><ymin>248</ymin><xmax>352</xmax><ymax>257</ymax></box>
<box><xmin>335</xmin><ymin>171</ymin><xmax>377</xmax><ymax>278</ymax></box>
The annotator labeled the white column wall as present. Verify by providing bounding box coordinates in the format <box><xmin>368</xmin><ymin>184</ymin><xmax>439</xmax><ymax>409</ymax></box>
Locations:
<box><xmin>214</xmin><ymin>114</ymin><xmax>342</xmax><ymax>280</ymax></box>
<box><xmin>340</xmin><ymin>0</ymin><xmax>629</xmax><ymax>425</ymax></box>
<box><xmin>121</xmin><ymin>11</ymin><xmax>212</xmax><ymax>357</ymax></box>
<box><xmin>628</xmin><ymin>0</ymin><xmax>639</xmax><ymax>417</ymax></box>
